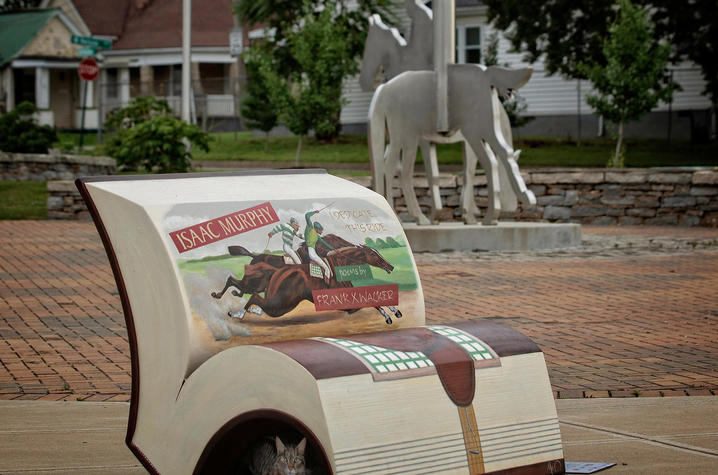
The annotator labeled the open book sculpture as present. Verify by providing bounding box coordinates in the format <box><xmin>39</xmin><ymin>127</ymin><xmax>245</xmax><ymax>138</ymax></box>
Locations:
<box><xmin>77</xmin><ymin>170</ymin><xmax>564</xmax><ymax>474</ymax></box>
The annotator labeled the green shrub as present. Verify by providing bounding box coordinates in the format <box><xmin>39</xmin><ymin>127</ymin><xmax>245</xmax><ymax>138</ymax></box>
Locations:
<box><xmin>109</xmin><ymin>115</ymin><xmax>210</xmax><ymax>173</ymax></box>
<box><xmin>0</xmin><ymin>102</ymin><xmax>58</xmax><ymax>153</ymax></box>
<box><xmin>104</xmin><ymin>97</ymin><xmax>209</xmax><ymax>173</ymax></box>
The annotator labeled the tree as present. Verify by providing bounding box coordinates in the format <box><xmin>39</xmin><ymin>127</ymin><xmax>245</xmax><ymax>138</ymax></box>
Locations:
<box><xmin>483</xmin><ymin>32</ymin><xmax>534</xmax><ymax>129</ymax></box>
<box><xmin>240</xmin><ymin>59</ymin><xmax>279</xmax><ymax>152</ymax></box>
<box><xmin>580</xmin><ymin>0</ymin><xmax>672</xmax><ymax>167</ymax></box>
<box><xmin>484</xmin><ymin>0</ymin><xmax>717</xmax><ymax>138</ymax></box>
<box><xmin>248</xmin><ymin>2</ymin><xmax>357</xmax><ymax>162</ymax></box>
<box><xmin>0</xmin><ymin>0</ymin><xmax>42</xmax><ymax>12</ymax></box>
<box><xmin>235</xmin><ymin>0</ymin><xmax>398</xmax><ymax>140</ymax></box>
<box><xmin>0</xmin><ymin>101</ymin><xmax>58</xmax><ymax>153</ymax></box>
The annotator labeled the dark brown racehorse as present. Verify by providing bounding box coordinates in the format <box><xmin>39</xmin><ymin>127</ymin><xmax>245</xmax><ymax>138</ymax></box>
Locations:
<box><xmin>227</xmin><ymin>234</ymin><xmax>354</xmax><ymax>266</ymax></box>
<box><xmin>216</xmin><ymin>243</ymin><xmax>402</xmax><ymax>324</ymax></box>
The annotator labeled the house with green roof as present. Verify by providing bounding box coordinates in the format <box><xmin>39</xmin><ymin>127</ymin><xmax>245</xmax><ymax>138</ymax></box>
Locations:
<box><xmin>0</xmin><ymin>7</ymin><xmax>91</xmax><ymax>127</ymax></box>
<box><xmin>1</xmin><ymin>0</ymin><xmax>238</xmax><ymax>130</ymax></box>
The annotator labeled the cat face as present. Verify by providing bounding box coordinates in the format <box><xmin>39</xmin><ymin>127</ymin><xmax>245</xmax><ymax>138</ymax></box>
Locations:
<box><xmin>274</xmin><ymin>436</ymin><xmax>306</xmax><ymax>475</ymax></box>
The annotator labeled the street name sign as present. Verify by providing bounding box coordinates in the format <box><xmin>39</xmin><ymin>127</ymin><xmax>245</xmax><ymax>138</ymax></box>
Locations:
<box><xmin>78</xmin><ymin>47</ymin><xmax>97</xmax><ymax>57</ymax></box>
<box><xmin>71</xmin><ymin>35</ymin><xmax>112</xmax><ymax>50</ymax></box>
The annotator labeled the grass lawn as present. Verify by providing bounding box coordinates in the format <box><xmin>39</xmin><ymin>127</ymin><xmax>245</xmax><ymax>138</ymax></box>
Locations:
<box><xmin>194</xmin><ymin>132</ymin><xmax>718</xmax><ymax>168</ymax></box>
<box><xmin>58</xmin><ymin>130</ymin><xmax>717</xmax><ymax>169</ymax></box>
<box><xmin>0</xmin><ymin>181</ymin><xmax>47</xmax><ymax>219</ymax></box>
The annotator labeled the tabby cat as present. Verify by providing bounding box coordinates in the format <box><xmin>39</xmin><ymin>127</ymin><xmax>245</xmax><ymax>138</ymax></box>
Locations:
<box><xmin>249</xmin><ymin>436</ymin><xmax>307</xmax><ymax>475</ymax></box>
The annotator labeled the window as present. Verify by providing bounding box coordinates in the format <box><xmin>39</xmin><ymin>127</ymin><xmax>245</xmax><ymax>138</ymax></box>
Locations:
<box><xmin>455</xmin><ymin>25</ymin><xmax>482</xmax><ymax>64</ymax></box>
<box><xmin>13</xmin><ymin>68</ymin><xmax>36</xmax><ymax>105</ymax></box>
<box><xmin>105</xmin><ymin>68</ymin><xmax>118</xmax><ymax>99</ymax></box>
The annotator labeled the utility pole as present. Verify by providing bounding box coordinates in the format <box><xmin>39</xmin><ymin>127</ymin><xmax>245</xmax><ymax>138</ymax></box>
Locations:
<box><xmin>434</xmin><ymin>0</ymin><xmax>454</xmax><ymax>133</ymax></box>
<box><xmin>182</xmin><ymin>0</ymin><xmax>191</xmax><ymax>123</ymax></box>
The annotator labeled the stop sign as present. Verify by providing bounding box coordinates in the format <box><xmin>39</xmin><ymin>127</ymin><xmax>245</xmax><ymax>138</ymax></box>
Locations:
<box><xmin>78</xmin><ymin>57</ymin><xmax>99</xmax><ymax>81</ymax></box>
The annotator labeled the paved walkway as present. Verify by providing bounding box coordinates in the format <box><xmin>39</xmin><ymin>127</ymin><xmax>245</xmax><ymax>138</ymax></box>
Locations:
<box><xmin>1</xmin><ymin>221</ymin><xmax>717</xmax><ymax>401</ymax></box>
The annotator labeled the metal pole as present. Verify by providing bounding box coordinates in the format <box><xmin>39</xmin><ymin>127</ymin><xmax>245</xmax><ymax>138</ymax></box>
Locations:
<box><xmin>667</xmin><ymin>69</ymin><xmax>673</xmax><ymax>144</ymax></box>
<box><xmin>577</xmin><ymin>79</ymin><xmax>581</xmax><ymax>146</ymax></box>
<box><xmin>97</xmin><ymin>80</ymin><xmax>103</xmax><ymax>144</ymax></box>
<box><xmin>182</xmin><ymin>0</ymin><xmax>192</xmax><ymax>122</ymax></box>
<box><xmin>79</xmin><ymin>79</ymin><xmax>88</xmax><ymax>148</ymax></box>
<box><xmin>434</xmin><ymin>0</ymin><xmax>454</xmax><ymax>133</ymax></box>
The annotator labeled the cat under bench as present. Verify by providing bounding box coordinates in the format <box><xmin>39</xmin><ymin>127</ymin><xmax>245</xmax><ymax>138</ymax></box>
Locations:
<box><xmin>77</xmin><ymin>170</ymin><xmax>564</xmax><ymax>474</ymax></box>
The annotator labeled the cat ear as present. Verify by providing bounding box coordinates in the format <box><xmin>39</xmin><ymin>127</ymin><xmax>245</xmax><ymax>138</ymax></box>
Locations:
<box><xmin>275</xmin><ymin>436</ymin><xmax>286</xmax><ymax>454</ymax></box>
<box><xmin>297</xmin><ymin>438</ymin><xmax>307</xmax><ymax>454</ymax></box>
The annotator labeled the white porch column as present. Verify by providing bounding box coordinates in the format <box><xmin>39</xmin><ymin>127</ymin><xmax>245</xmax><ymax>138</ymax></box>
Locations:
<box><xmin>85</xmin><ymin>80</ymin><xmax>95</xmax><ymax>108</ymax></box>
<box><xmin>35</xmin><ymin>67</ymin><xmax>50</xmax><ymax>109</ymax></box>
<box><xmin>2</xmin><ymin>68</ymin><xmax>14</xmax><ymax>111</ymax></box>
<box><xmin>119</xmin><ymin>67</ymin><xmax>130</xmax><ymax>104</ymax></box>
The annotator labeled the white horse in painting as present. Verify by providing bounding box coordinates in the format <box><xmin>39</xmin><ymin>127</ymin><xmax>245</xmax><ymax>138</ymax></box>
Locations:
<box><xmin>368</xmin><ymin>65</ymin><xmax>536</xmax><ymax>225</ymax></box>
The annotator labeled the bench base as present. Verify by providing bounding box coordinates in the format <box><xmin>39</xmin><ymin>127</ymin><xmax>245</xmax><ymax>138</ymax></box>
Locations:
<box><xmin>403</xmin><ymin>222</ymin><xmax>581</xmax><ymax>252</ymax></box>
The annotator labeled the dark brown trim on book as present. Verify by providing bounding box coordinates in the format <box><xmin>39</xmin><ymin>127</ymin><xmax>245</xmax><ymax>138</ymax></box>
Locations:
<box><xmin>262</xmin><ymin>338</ymin><xmax>370</xmax><ymax>380</ymax></box>
<box><xmin>75</xmin><ymin>177</ymin><xmax>158</xmax><ymax>475</ymax></box>
<box><xmin>451</xmin><ymin>320</ymin><xmax>542</xmax><ymax>357</ymax></box>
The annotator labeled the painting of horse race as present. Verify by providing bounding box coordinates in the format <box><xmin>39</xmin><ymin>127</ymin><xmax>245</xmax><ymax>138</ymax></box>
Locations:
<box><xmin>162</xmin><ymin>197</ymin><xmax>424</xmax><ymax>362</ymax></box>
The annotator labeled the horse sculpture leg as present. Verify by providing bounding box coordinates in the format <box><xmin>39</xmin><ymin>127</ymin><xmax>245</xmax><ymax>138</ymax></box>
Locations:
<box><xmin>420</xmin><ymin>140</ymin><xmax>442</xmax><ymax>223</ymax></box>
<box><xmin>400</xmin><ymin>140</ymin><xmax>431</xmax><ymax>225</ymax></box>
<box><xmin>486</xmin><ymin>91</ymin><xmax>536</xmax><ymax>207</ymax></box>
<box><xmin>459</xmin><ymin>141</ymin><xmax>479</xmax><ymax>225</ymax></box>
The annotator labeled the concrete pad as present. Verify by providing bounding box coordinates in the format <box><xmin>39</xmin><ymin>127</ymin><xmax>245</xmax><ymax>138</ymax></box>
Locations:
<box><xmin>0</xmin><ymin>401</ymin><xmax>143</xmax><ymax>474</ymax></box>
<box><xmin>557</xmin><ymin>396</ymin><xmax>718</xmax><ymax>437</ymax></box>
<box><xmin>557</xmin><ymin>397</ymin><xmax>718</xmax><ymax>475</ymax></box>
<box><xmin>403</xmin><ymin>221</ymin><xmax>581</xmax><ymax>252</ymax></box>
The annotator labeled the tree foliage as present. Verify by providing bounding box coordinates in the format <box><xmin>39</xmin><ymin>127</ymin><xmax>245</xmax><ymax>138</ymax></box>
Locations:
<box><xmin>580</xmin><ymin>0</ymin><xmax>672</xmax><ymax>167</ymax></box>
<box><xmin>0</xmin><ymin>102</ymin><xmax>58</xmax><ymax>153</ymax></box>
<box><xmin>484</xmin><ymin>0</ymin><xmax>717</xmax><ymax>135</ymax></box>
<box><xmin>0</xmin><ymin>0</ymin><xmax>42</xmax><ymax>12</ymax></box>
<box><xmin>235</xmin><ymin>0</ymin><xmax>398</xmax><ymax>140</ymax></box>
<box><xmin>240</xmin><ymin>59</ymin><xmax>278</xmax><ymax>152</ymax></box>
<box><xmin>247</xmin><ymin>2</ymin><xmax>357</xmax><ymax>160</ymax></box>
<box><xmin>104</xmin><ymin>98</ymin><xmax>209</xmax><ymax>173</ymax></box>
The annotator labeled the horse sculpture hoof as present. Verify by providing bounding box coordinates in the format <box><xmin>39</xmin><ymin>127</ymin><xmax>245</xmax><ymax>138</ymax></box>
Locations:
<box><xmin>231</xmin><ymin>290</ymin><xmax>241</xmax><ymax>297</ymax></box>
<box><xmin>211</xmin><ymin>292</ymin><xmax>220</xmax><ymax>299</ymax></box>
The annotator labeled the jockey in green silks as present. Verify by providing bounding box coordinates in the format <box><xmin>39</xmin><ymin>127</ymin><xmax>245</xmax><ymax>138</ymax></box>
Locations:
<box><xmin>268</xmin><ymin>217</ymin><xmax>302</xmax><ymax>264</ymax></box>
<box><xmin>305</xmin><ymin>209</ymin><xmax>333</xmax><ymax>281</ymax></box>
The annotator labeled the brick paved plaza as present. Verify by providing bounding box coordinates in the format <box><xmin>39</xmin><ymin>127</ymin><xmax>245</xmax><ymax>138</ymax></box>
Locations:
<box><xmin>0</xmin><ymin>221</ymin><xmax>716</xmax><ymax>401</ymax></box>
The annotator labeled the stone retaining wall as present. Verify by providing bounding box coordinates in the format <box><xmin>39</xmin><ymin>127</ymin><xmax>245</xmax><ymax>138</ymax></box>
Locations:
<box><xmin>387</xmin><ymin>167</ymin><xmax>718</xmax><ymax>227</ymax></box>
<box><xmin>0</xmin><ymin>152</ymin><xmax>115</xmax><ymax>181</ymax></box>
<box><xmin>46</xmin><ymin>181</ymin><xmax>92</xmax><ymax>220</ymax></box>
<box><xmin>47</xmin><ymin>168</ymin><xmax>718</xmax><ymax>225</ymax></box>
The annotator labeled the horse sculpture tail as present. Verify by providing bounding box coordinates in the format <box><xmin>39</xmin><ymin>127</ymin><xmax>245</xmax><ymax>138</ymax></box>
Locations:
<box><xmin>368</xmin><ymin>83</ymin><xmax>388</xmax><ymax>197</ymax></box>
<box><xmin>485</xmin><ymin>66</ymin><xmax>532</xmax><ymax>97</ymax></box>
<box><xmin>228</xmin><ymin>245</ymin><xmax>255</xmax><ymax>257</ymax></box>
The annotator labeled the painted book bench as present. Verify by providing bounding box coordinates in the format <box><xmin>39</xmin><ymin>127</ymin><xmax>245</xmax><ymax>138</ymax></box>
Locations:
<box><xmin>77</xmin><ymin>170</ymin><xmax>564</xmax><ymax>475</ymax></box>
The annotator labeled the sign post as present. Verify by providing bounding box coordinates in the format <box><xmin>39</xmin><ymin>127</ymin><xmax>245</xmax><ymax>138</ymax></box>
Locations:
<box><xmin>78</xmin><ymin>57</ymin><xmax>99</xmax><ymax>148</ymax></box>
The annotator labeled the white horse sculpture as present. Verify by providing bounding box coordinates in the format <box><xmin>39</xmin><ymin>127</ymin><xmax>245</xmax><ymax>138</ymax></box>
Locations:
<box><xmin>359</xmin><ymin>7</ymin><xmax>536</xmax><ymax>224</ymax></box>
<box><xmin>368</xmin><ymin>66</ymin><xmax>537</xmax><ymax>225</ymax></box>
